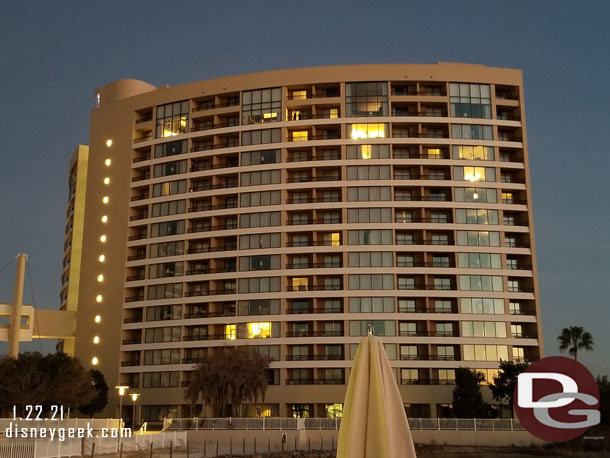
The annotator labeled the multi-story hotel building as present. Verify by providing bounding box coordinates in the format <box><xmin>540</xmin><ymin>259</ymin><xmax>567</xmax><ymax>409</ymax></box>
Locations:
<box><xmin>60</xmin><ymin>63</ymin><xmax>543</xmax><ymax>422</ymax></box>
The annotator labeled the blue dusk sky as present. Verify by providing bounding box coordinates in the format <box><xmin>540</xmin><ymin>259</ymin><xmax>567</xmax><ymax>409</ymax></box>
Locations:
<box><xmin>0</xmin><ymin>1</ymin><xmax>608</xmax><ymax>376</ymax></box>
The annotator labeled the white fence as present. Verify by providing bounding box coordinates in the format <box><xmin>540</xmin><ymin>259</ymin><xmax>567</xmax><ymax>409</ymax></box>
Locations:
<box><xmin>0</xmin><ymin>431</ymin><xmax>186</xmax><ymax>458</ymax></box>
<box><xmin>164</xmin><ymin>416</ymin><xmax>524</xmax><ymax>431</ymax></box>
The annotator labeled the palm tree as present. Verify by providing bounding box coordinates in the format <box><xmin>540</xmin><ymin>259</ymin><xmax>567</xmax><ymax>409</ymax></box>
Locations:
<box><xmin>557</xmin><ymin>326</ymin><xmax>594</xmax><ymax>361</ymax></box>
<box><xmin>184</xmin><ymin>347</ymin><xmax>271</xmax><ymax>417</ymax></box>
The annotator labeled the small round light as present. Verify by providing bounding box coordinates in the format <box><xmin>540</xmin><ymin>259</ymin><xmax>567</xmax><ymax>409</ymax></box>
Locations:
<box><xmin>93</xmin><ymin>336</ymin><xmax>100</xmax><ymax>344</ymax></box>
<box><xmin>94</xmin><ymin>315</ymin><xmax>102</xmax><ymax>323</ymax></box>
<box><xmin>97</xmin><ymin>274</ymin><xmax>104</xmax><ymax>282</ymax></box>
<box><xmin>101</xmin><ymin>215</ymin><xmax>108</xmax><ymax>223</ymax></box>
<box><xmin>473</xmin><ymin>193</ymin><xmax>479</xmax><ymax>200</ymax></box>
<box><xmin>102</xmin><ymin>196</ymin><xmax>109</xmax><ymax>204</ymax></box>
<box><xmin>105</xmin><ymin>159</ymin><xmax>111</xmax><ymax>166</ymax></box>
<box><xmin>96</xmin><ymin>294</ymin><xmax>103</xmax><ymax>303</ymax></box>
<box><xmin>103</xmin><ymin>177</ymin><xmax>110</xmax><ymax>185</ymax></box>
<box><xmin>98</xmin><ymin>254</ymin><xmax>105</xmax><ymax>262</ymax></box>
<box><xmin>100</xmin><ymin>235</ymin><xmax>107</xmax><ymax>243</ymax></box>
<box><xmin>106</xmin><ymin>139</ymin><xmax>113</xmax><ymax>147</ymax></box>
<box><xmin>91</xmin><ymin>357</ymin><xmax>99</xmax><ymax>365</ymax></box>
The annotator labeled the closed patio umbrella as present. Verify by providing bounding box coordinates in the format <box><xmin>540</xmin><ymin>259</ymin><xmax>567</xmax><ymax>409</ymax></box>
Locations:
<box><xmin>338</xmin><ymin>335</ymin><xmax>417</xmax><ymax>458</ymax></box>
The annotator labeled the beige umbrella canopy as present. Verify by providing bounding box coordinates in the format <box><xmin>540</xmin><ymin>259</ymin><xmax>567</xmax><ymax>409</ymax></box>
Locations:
<box><xmin>338</xmin><ymin>335</ymin><xmax>417</xmax><ymax>458</ymax></box>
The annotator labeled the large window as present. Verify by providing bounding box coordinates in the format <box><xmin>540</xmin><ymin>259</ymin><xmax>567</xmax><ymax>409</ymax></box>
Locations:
<box><xmin>347</xmin><ymin>229</ymin><xmax>393</xmax><ymax>245</ymax></box>
<box><xmin>458</xmin><ymin>253</ymin><xmax>502</xmax><ymax>269</ymax></box>
<box><xmin>347</xmin><ymin>208</ymin><xmax>392</xmax><ymax>223</ymax></box>
<box><xmin>460</xmin><ymin>298</ymin><xmax>504</xmax><ymax>314</ymax></box>
<box><xmin>154</xmin><ymin>140</ymin><xmax>187</xmax><ymax>158</ymax></box>
<box><xmin>241</xmin><ymin>149</ymin><xmax>280</xmax><ymax>165</ymax></box>
<box><xmin>451</xmin><ymin>124</ymin><xmax>493</xmax><ymax>140</ymax></box>
<box><xmin>240</xmin><ymin>170</ymin><xmax>281</xmax><ymax>187</ymax></box>
<box><xmin>153</xmin><ymin>160</ymin><xmax>187</xmax><ymax>178</ymax></box>
<box><xmin>456</xmin><ymin>230</ymin><xmax>501</xmax><ymax>246</ymax></box>
<box><xmin>348</xmin><ymin>123</ymin><xmax>388</xmax><ymax>140</ymax></box>
<box><xmin>155</xmin><ymin>101</ymin><xmax>189</xmax><ymax>138</ymax></box>
<box><xmin>453</xmin><ymin>166</ymin><xmax>496</xmax><ymax>182</ymax></box>
<box><xmin>452</xmin><ymin>145</ymin><xmax>495</xmax><ymax>161</ymax></box>
<box><xmin>347</xmin><ymin>186</ymin><xmax>391</xmax><ymax>201</ymax></box>
<box><xmin>450</xmin><ymin>83</ymin><xmax>492</xmax><ymax>118</ymax></box>
<box><xmin>242</xmin><ymin>88</ymin><xmax>282</xmax><ymax>124</ymax></box>
<box><xmin>152</xmin><ymin>180</ymin><xmax>187</xmax><ymax>197</ymax></box>
<box><xmin>242</xmin><ymin>128</ymin><xmax>281</xmax><ymax>146</ymax></box>
<box><xmin>349</xmin><ymin>297</ymin><xmax>394</xmax><ymax>313</ymax></box>
<box><xmin>461</xmin><ymin>322</ymin><xmax>507</xmax><ymax>338</ymax></box>
<box><xmin>350</xmin><ymin>320</ymin><xmax>395</xmax><ymax>337</ymax></box>
<box><xmin>459</xmin><ymin>275</ymin><xmax>503</xmax><ymax>291</ymax></box>
<box><xmin>455</xmin><ymin>209</ymin><xmax>499</xmax><ymax>225</ymax></box>
<box><xmin>346</xmin><ymin>82</ymin><xmax>388</xmax><ymax>117</ymax></box>
<box><xmin>239</xmin><ymin>211</ymin><xmax>281</xmax><ymax>228</ymax></box>
<box><xmin>454</xmin><ymin>187</ymin><xmax>497</xmax><ymax>203</ymax></box>
<box><xmin>240</xmin><ymin>190</ymin><xmax>281</xmax><ymax>207</ymax></box>
<box><xmin>348</xmin><ymin>274</ymin><xmax>394</xmax><ymax>290</ymax></box>
<box><xmin>462</xmin><ymin>345</ymin><xmax>508</xmax><ymax>361</ymax></box>
<box><xmin>346</xmin><ymin>165</ymin><xmax>391</xmax><ymax>180</ymax></box>
<box><xmin>346</xmin><ymin>144</ymin><xmax>390</xmax><ymax>159</ymax></box>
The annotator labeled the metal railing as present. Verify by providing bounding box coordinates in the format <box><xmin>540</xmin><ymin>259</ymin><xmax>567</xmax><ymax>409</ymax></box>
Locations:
<box><xmin>162</xmin><ymin>417</ymin><xmax>524</xmax><ymax>432</ymax></box>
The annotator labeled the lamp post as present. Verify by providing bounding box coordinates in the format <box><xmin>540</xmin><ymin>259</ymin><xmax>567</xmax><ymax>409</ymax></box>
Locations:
<box><xmin>130</xmin><ymin>393</ymin><xmax>140</xmax><ymax>431</ymax></box>
<box><xmin>115</xmin><ymin>385</ymin><xmax>129</xmax><ymax>426</ymax></box>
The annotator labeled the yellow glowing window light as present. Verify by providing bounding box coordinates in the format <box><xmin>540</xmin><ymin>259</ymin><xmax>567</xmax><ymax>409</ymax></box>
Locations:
<box><xmin>350</xmin><ymin>123</ymin><xmax>386</xmax><ymax>140</ymax></box>
<box><xmin>292</xmin><ymin>277</ymin><xmax>308</xmax><ymax>291</ymax></box>
<box><xmin>464</xmin><ymin>167</ymin><xmax>483</xmax><ymax>182</ymax></box>
<box><xmin>428</xmin><ymin>148</ymin><xmax>441</xmax><ymax>158</ymax></box>
<box><xmin>258</xmin><ymin>407</ymin><xmax>272</xmax><ymax>418</ymax></box>
<box><xmin>248</xmin><ymin>322</ymin><xmax>271</xmax><ymax>339</ymax></box>
<box><xmin>225</xmin><ymin>324</ymin><xmax>236</xmax><ymax>340</ymax></box>
<box><xmin>360</xmin><ymin>145</ymin><xmax>372</xmax><ymax>160</ymax></box>
<box><xmin>502</xmin><ymin>192</ymin><xmax>514</xmax><ymax>203</ymax></box>
<box><xmin>292</xmin><ymin>90</ymin><xmax>307</xmax><ymax>100</ymax></box>
<box><xmin>331</xmin><ymin>233</ymin><xmax>340</xmax><ymax>246</ymax></box>
<box><xmin>329</xmin><ymin>108</ymin><xmax>338</xmax><ymax>119</ymax></box>
<box><xmin>263</xmin><ymin>112</ymin><xmax>277</xmax><ymax>120</ymax></box>
<box><xmin>292</xmin><ymin>131</ymin><xmax>308</xmax><ymax>142</ymax></box>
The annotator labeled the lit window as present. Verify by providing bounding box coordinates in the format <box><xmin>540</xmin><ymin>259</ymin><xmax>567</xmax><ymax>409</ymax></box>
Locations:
<box><xmin>105</xmin><ymin>159</ymin><xmax>111</xmax><ymax>166</ymax></box>
<box><xmin>101</xmin><ymin>215</ymin><xmax>108</xmax><ymax>223</ymax></box>
<box><xmin>225</xmin><ymin>324</ymin><xmax>236</xmax><ymax>340</ymax></box>
<box><xmin>463</xmin><ymin>167</ymin><xmax>483</xmax><ymax>182</ymax></box>
<box><xmin>96</xmin><ymin>295</ymin><xmax>103</xmax><ymax>303</ymax></box>
<box><xmin>97</xmin><ymin>274</ymin><xmax>104</xmax><ymax>282</ymax></box>
<box><xmin>292</xmin><ymin>131</ymin><xmax>308</xmax><ymax>142</ymax></box>
<box><xmin>292</xmin><ymin>90</ymin><xmax>307</xmax><ymax>100</ymax></box>
<box><xmin>331</xmin><ymin>233</ymin><xmax>340</xmax><ymax>246</ymax></box>
<box><xmin>325</xmin><ymin>403</ymin><xmax>343</xmax><ymax>418</ymax></box>
<box><xmin>350</xmin><ymin>123</ymin><xmax>386</xmax><ymax>140</ymax></box>
<box><xmin>94</xmin><ymin>315</ymin><xmax>101</xmax><ymax>323</ymax></box>
<box><xmin>292</xmin><ymin>277</ymin><xmax>308</xmax><ymax>291</ymax></box>
<box><xmin>93</xmin><ymin>336</ymin><xmax>100</xmax><ymax>344</ymax></box>
<box><xmin>102</xmin><ymin>196</ymin><xmax>109</xmax><ymax>204</ymax></box>
<box><xmin>103</xmin><ymin>177</ymin><xmax>110</xmax><ymax>185</ymax></box>
<box><xmin>263</xmin><ymin>112</ymin><xmax>278</xmax><ymax>120</ymax></box>
<box><xmin>95</xmin><ymin>93</ymin><xmax>101</xmax><ymax>108</ymax></box>
<box><xmin>248</xmin><ymin>322</ymin><xmax>271</xmax><ymax>339</ymax></box>
<box><xmin>502</xmin><ymin>192</ymin><xmax>514</xmax><ymax>204</ymax></box>
<box><xmin>328</xmin><ymin>108</ymin><xmax>339</xmax><ymax>119</ymax></box>
<box><xmin>98</xmin><ymin>255</ymin><xmax>105</xmax><ymax>262</ymax></box>
<box><xmin>100</xmin><ymin>235</ymin><xmax>107</xmax><ymax>243</ymax></box>
<box><xmin>91</xmin><ymin>357</ymin><xmax>99</xmax><ymax>365</ymax></box>
<box><xmin>427</xmin><ymin>148</ymin><xmax>441</xmax><ymax>158</ymax></box>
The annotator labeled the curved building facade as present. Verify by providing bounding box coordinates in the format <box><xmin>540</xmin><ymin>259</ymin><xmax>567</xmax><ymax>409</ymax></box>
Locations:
<box><xmin>61</xmin><ymin>63</ymin><xmax>542</xmax><ymax>421</ymax></box>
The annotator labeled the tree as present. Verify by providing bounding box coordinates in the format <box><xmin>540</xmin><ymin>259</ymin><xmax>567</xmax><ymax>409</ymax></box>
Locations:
<box><xmin>79</xmin><ymin>370</ymin><xmax>109</xmax><ymax>417</ymax></box>
<box><xmin>452</xmin><ymin>368</ymin><xmax>490</xmax><ymax>418</ymax></box>
<box><xmin>185</xmin><ymin>346</ymin><xmax>271</xmax><ymax>417</ymax></box>
<box><xmin>557</xmin><ymin>326</ymin><xmax>594</xmax><ymax>361</ymax></box>
<box><xmin>597</xmin><ymin>375</ymin><xmax>610</xmax><ymax>425</ymax></box>
<box><xmin>0</xmin><ymin>352</ymin><xmax>96</xmax><ymax>417</ymax></box>
<box><xmin>490</xmin><ymin>361</ymin><xmax>529</xmax><ymax>418</ymax></box>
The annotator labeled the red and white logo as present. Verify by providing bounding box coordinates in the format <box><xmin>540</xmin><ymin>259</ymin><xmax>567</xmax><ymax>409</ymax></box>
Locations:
<box><xmin>515</xmin><ymin>356</ymin><xmax>600</xmax><ymax>442</ymax></box>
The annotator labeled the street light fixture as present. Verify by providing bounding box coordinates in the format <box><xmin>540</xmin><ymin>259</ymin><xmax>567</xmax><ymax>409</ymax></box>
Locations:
<box><xmin>115</xmin><ymin>385</ymin><xmax>129</xmax><ymax>426</ymax></box>
<box><xmin>130</xmin><ymin>393</ymin><xmax>140</xmax><ymax>431</ymax></box>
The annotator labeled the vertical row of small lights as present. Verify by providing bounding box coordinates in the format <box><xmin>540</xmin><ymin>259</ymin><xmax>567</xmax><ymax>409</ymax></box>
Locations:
<box><xmin>92</xmin><ymin>138</ymin><xmax>113</xmax><ymax>366</ymax></box>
